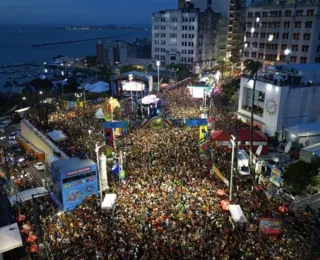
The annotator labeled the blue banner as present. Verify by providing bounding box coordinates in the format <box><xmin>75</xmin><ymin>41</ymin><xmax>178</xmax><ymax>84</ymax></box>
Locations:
<box><xmin>185</xmin><ymin>118</ymin><xmax>208</xmax><ymax>126</ymax></box>
<box><xmin>104</xmin><ymin>121</ymin><xmax>126</xmax><ymax>129</ymax></box>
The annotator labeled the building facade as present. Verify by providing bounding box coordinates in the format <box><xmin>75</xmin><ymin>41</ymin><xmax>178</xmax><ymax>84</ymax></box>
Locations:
<box><xmin>96</xmin><ymin>39</ymin><xmax>152</xmax><ymax>66</ymax></box>
<box><xmin>179</xmin><ymin>0</ymin><xmax>246</xmax><ymax>61</ymax></box>
<box><xmin>243</xmin><ymin>1</ymin><xmax>320</xmax><ymax>70</ymax></box>
<box><xmin>152</xmin><ymin>4</ymin><xmax>221</xmax><ymax>72</ymax></box>
<box><xmin>237</xmin><ymin>63</ymin><xmax>320</xmax><ymax>136</ymax></box>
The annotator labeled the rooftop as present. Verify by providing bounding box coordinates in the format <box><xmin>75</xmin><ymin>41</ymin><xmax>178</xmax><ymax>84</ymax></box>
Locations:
<box><xmin>52</xmin><ymin>157</ymin><xmax>96</xmax><ymax>173</ymax></box>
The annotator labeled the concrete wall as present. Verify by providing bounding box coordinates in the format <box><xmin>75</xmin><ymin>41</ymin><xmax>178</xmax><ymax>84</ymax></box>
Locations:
<box><xmin>238</xmin><ymin>77</ymin><xmax>320</xmax><ymax>136</ymax></box>
<box><xmin>21</xmin><ymin>120</ymin><xmax>68</xmax><ymax>164</ymax></box>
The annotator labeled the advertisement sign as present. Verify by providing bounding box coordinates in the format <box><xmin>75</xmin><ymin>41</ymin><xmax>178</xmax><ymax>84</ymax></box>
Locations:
<box><xmin>259</xmin><ymin>218</ymin><xmax>282</xmax><ymax>234</ymax></box>
<box><xmin>122</xmin><ymin>81</ymin><xmax>145</xmax><ymax>91</ymax></box>
<box><xmin>269</xmin><ymin>167</ymin><xmax>282</xmax><ymax>187</ymax></box>
<box><xmin>62</xmin><ymin>170</ymin><xmax>98</xmax><ymax>210</ymax></box>
<box><xmin>199</xmin><ymin>125</ymin><xmax>208</xmax><ymax>153</ymax></box>
<box><xmin>149</xmin><ymin>117</ymin><xmax>164</xmax><ymax>131</ymax></box>
<box><xmin>185</xmin><ymin>118</ymin><xmax>208</xmax><ymax>126</ymax></box>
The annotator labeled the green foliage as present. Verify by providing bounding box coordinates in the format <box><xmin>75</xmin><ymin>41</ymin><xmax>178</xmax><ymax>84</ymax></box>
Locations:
<box><xmin>98</xmin><ymin>66</ymin><xmax>114</xmax><ymax>82</ymax></box>
<box><xmin>244</xmin><ymin>59</ymin><xmax>261</xmax><ymax>80</ymax></box>
<box><xmin>119</xmin><ymin>64</ymin><xmax>144</xmax><ymax>74</ymax></box>
<box><xmin>222</xmin><ymin>79</ymin><xmax>240</xmax><ymax>100</ymax></box>
<box><xmin>283</xmin><ymin>160</ymin><xmax>320</xmax><ymax>194</ymax></box>
<box><xmin>85</xmin><ymin>56</ymin><xmax>99</xmax><ymax>67</ymax></box>
<box><xmin>30</xmin><ymin>78</ymin><xmax>53</xmax><ymax>91</ymax></box>
<box><xmin>169</xmin><ymin>64</ymin><xmax>189</xmax><ymax>80</ymax></box>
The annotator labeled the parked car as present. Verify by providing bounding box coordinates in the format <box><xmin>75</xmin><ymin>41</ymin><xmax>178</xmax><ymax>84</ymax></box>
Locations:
<box><xmin>275</xmin><ymin>188</ymin><xmax>296</xmax><ymax>202</ymax></box>
<box><xmin>34</xmin><ymin>162</ymin><xmax>45</xmax><ymax>171</ymax></box>
<box><xmin>237</xmin><ymin>150</ymin><xmax>251</xmax><ymax>176</ymax></box>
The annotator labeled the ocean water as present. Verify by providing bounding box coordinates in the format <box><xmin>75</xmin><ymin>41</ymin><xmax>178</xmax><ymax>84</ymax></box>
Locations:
<box><xmin>0</xmin><ymin>24</ymin><xmax>151</xmax><ymax>91</ymax></box>
<box><xmin>0</xmin><ymin>24</ymin><xmax>151</xmax><ymax>65</ymax></box>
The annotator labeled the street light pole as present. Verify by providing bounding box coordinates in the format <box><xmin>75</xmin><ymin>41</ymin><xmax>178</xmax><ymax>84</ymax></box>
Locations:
<box><xmin>128</xmin><ymin>74</ymin><xmax>134</xmax><ymax>112</ymax></box>
<box><xmin>229</xmin><ymin>135</ymin><xmax>236</xmax><ymax>202</ymax></box>
<box><xmin>156</xmin><ymin>61</ymin><xmax>160</xmax><ymax>93</ymax></box>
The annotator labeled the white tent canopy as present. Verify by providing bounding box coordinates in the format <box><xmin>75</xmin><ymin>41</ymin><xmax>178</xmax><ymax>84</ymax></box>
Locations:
<box><xmin>229</xmin><ymin>205</ymin><xmax>246</xmax><ymax>223</ymax></box>
<box><xmin>141</xmin><ymin>95</ymin><xmax>159</xmax><ymax>105</ymax></box>
<box><xmin>88</xmin><ymin>81</ymin><xmax>110</xmax><ymax>93</ymax></box>
<box><xmin>0</xmin><ymin>223</ymin><xmax>23</xmax><ymax>253</ymax></box>
<box><xmin>101</xmin><ymin>193</ymin><xmax>117</xmax><ymax>210</ymax></box>
<box><xmin>9</xmin><ymin>187</ymin><xmax>48</xmax><ymax>205</ymax></box>
<box><xmin>48</xmin><ymin>130</ymin><xmax>67</xmax><ymax>143</ymax></box>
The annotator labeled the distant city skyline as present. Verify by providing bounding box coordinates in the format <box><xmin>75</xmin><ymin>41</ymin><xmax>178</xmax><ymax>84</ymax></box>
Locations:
<box><xmin>0</xmin><ymin>0</ymin><xmax>176</xmax><ymax>25</ymax></box>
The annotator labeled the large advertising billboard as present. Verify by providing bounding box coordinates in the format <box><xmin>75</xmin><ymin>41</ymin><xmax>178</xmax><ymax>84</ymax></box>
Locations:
<box><xmin>61</xmin><ymin>167</ymin><xmax>98</xmax><ymax>210</ymax></box>
<box><xmin>122</xmin><ymin>81</ymin><xmax>145</xmax><ymax>91</ymax></box>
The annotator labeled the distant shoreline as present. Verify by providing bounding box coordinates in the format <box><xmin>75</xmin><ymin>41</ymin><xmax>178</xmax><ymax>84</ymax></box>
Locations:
<box><xmin>56</xmin><ymin>25</ymin><xmax>150</xmax><ymax>31</ymax></box>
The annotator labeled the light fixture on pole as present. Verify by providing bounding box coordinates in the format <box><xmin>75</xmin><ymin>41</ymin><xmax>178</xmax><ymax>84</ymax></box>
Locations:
<box><xmin>61</xmin><ymin>71</ymin><xmax>64</xmax><ymax>76</ymax></box>
<box><xmin>229</xmin><ymin>135</ymin><xmax>236</xmax><ymax>202</ymax></box>
<box><xmin>256</xmin><ymin>17</ymin><xmax>260</xmax><ymax>23</ymax></box>
<box><xmin>39</xmin><ymin>91</ymin><xmax>43</xmax><ymax>95</ymax></box>
<box><xmin>156</xmin><ymin>61</ymin><xmax>160</xmax><ymax>93</ymax></box>
<box><xmin>284</xmin><ymin>49</ymin><xmax>291</xmax><ymax>56</ymax></box>
<box><xmin>250</xmin><ymin>27</ymin><xmax>255</xmax><ymax>33</ymax></box>
<box><xmin>128</xmin><ymin>74</ymin><xmax>134</xmax><ymax>112</ymax></box>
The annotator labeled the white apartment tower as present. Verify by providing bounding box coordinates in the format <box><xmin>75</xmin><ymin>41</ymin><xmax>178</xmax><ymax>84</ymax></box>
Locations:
<box><xmin>152</xmin><ymin>4</ymin><xmax>219</xmax><ymax>72</ymax></box>
<box><xmin>179</xmin><ymin>0</ymin><xmax>246</xmax><ymax>61</ymax></box>
<box><xmin>243</xmin><ymin>0</ymin><xmax>320</xmax><ymax>70</ymax></box>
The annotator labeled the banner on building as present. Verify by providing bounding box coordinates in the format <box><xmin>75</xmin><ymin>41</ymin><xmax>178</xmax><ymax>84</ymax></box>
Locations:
<box><xmin>259</xmin><ymin>218</ymin><xmax>282</xmax><ymax>234</ymax></box>
<box><xmin>185</xmin><ymin>118</ymin><xmax>208</xmax><ymax>127</ymax></box>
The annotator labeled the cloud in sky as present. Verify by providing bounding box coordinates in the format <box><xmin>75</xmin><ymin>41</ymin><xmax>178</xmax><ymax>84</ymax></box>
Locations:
<box><xmin>0</xmin><ymin>0</ymin><xmax>176</xmax><ymax>25</ymax></box>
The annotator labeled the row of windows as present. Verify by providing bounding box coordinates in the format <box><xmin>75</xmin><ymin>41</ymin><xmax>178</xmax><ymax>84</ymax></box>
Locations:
<box><xmin>181</xmin><ymin>57</ymin><xmax>194</xmax><ymax>62</ymax></box>
<box><xmin>246</xmin><ymin>32</ymin><xmax>312</xmax><ymax>40</ymax></box>
<box><xmin>154</xmin><ymin>48</ymin><xmax>166</xmax><ymax>53</ymax></box>
<box><xmin>181</xmin><ymin>41</ymin><xmax>195</xmax><ymax>46</ymax></box>
<box><xmin>182</xmin><ymin>25</ymin><xmax>195</xmax><ymax>30</ymax></box>
<box><xmin>247</xmin><ymin>21</ymin><xmax>313</xmax><ymax>29</ymax></box>
<box><xmin>181</xmin><ymin>49</ymin><xmax>194</xmax><ymax>54</ymax></box>
<box><xmin>247</xmin><ymin>42</ymin><xmax>310</xmax><ymax>52</ymax></box>
<box><xmin>154</xmin><ymin>40</ymin><xmax>166</xmax><ymax>45</ymax></box>
<box><xmin>243</xmin><ymin>52</ymin><xmax>308</xmax><ymax>63</ymax></box>
<box><xmin>62</xmin><ymin>171</ymin><xmax>95</xmax><ymax>184</ymax></box>
<box><xmin>154</xmin><ymin>33</ymin><xmax>166</xmax><ymax>38</ymax></box>
<box><xmin>247</xmin><ymin>9</ymin><xmax>314</xmax><ymax>18</ymax></box>
<box><xmin>154</xmin><ymin>55</ymin><xmax>165</xmax><ymax>60</ymax></box>
<box><xmin>182</xmin><ymin>34</ymin><xmax>195</xmax><ymax>38</ymax></box>
<box><xmin>154</xmin><ymin>25</ymin><xmax>166</xmax><ymax>30</ymax></box>
<box><xmin>182</xmin><ymin>17</ymin><xmax>196</xmax><ymax>22</ymax></box>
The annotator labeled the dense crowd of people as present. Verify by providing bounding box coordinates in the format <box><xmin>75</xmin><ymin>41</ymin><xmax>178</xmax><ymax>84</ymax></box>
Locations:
<box><xmin>2</xmin><ymin>80</ymin><xmax>318</xmax><ymax>259</ymax></box>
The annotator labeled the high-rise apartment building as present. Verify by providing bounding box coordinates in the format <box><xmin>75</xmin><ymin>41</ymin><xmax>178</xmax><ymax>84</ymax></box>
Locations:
<box><xmin>152</xmin><ymin>4</ymin><xmax>221</xmax><ymax>72</ymax></box>
<box><xmin>178</xmin><ymin>0</ymin><xmax>246</xmax><ymax>61</ymax></box>
<box><xmin>96</xmin><ymin>39</ymin><xmax>151</xmax><ymax>66</ymax></box>
<box><xmin>243</xmin><ymin>0</ymin><xmax>320</xmax><ymax>69</ymax></box>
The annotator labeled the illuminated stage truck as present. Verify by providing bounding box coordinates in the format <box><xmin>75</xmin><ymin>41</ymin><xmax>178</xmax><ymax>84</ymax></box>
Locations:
<box><xmin>51</xmin><ymin>158</ymin><xmax>98</xmax><ymax>211</ymax></box>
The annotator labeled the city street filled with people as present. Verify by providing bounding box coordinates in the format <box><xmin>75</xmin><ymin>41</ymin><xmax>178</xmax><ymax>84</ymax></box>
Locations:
<box><xmin>1</xmin><ymin>80</ymin><xmax>318</xmax><ymax>259</ymax></box>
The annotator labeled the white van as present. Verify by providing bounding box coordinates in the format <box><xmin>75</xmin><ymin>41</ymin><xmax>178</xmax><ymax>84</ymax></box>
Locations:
<box><xmin>237</xmin><ymin>150</ymin><xmax>250</xmax><ymax>176</ymax></box>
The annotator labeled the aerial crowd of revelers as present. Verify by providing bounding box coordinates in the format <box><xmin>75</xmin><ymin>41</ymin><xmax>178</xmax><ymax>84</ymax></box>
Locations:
<box><xmin>1</xmin><ymin>76</ymin><xmax>319</xmax><ymax>259</ymax></box>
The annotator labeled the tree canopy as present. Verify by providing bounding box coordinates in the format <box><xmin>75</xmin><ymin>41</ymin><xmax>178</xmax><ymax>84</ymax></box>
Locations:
<box><xmin>169</xmin><ymin>64</ymin><xmax>190</xmax><ymax>80</ymax></box>
<box><xmin>283</xmin><ymin>160</ymin><xmax>320</xmax><ymax>194</ymax></box>
<box><xmin>119</xmin><ymin>64</ymin><xmax>144</xmax><ymax>74</ymax></box>
<box><xmin>244</xmin><ymin>60</ymin><xmax>261</xmax><ymax>80</ymax></box>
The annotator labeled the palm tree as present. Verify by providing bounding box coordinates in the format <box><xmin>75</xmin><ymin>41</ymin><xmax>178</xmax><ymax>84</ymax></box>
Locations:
<box><xmin>244</xmin><ymin>59</ymin><xmax>261</xmax><ymax>171</ymax></box>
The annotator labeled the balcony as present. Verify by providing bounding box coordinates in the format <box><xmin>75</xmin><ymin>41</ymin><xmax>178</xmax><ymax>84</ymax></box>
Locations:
<box><xmin>241</xmin><ymin>105</ymin><xmax>264</xmax><ymax>117</ymax></box>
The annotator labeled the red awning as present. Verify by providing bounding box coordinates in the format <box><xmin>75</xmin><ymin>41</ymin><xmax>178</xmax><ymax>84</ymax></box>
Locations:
<box><xmin>212</xmin><ymin>129</ymin><xmax>267</xmax><ymax>142</ymax></box>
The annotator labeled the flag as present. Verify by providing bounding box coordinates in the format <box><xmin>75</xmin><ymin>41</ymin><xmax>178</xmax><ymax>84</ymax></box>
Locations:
<box><xmin>164</xmin><ymin>118</ymin><xmax>172</xmax><ymax>128</ymax></box>
<box><xmin>119</xmin><ymin>170</ymin><xmax>125</xmax><ymax>180</ymax></box>
<box><xmin>141</xmin><ymin>119</ymin><xmax>149</xmax><ymax>128</ymax></box>
<box><xmin>112</xmin><ymin>162</ymin><xmax>120</xmax><ymax>175</ymax></box>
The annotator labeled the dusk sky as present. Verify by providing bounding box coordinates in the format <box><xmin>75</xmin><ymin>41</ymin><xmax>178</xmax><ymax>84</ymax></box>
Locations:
<box><xmin>0</xmin><ymin>0</ymin><xmax>176</xmax><ymax>25</ymax></box>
